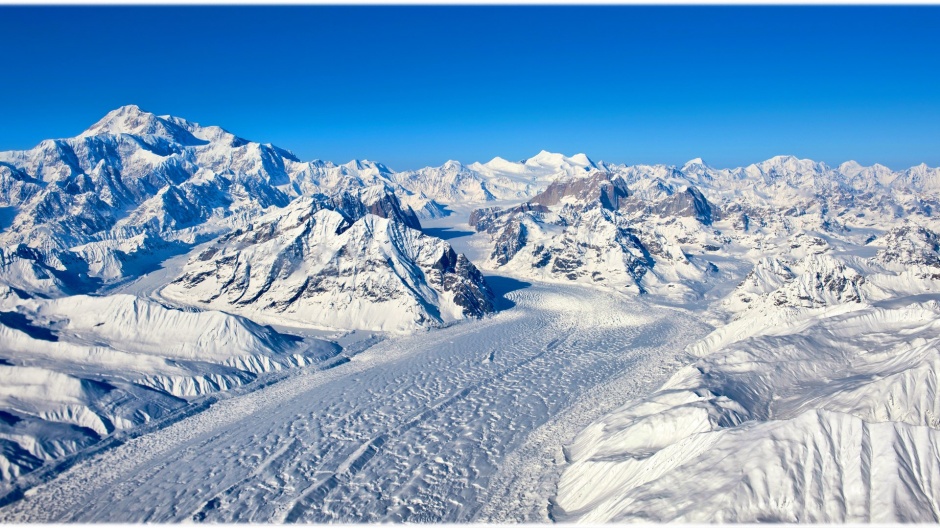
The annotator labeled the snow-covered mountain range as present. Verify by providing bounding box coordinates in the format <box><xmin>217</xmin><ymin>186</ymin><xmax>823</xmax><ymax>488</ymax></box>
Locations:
<box><xmin>0</xmin><ymin>105</ymin><xmax>493</xmax><ymax>328</ymax></box>
<box><xmin>555</xmin><ymin>233</ymin><xmax>940</xmax><ymax>522</ymax></box>
<box><xmin>2</xmin><ymin>105</ymin><xmax>940</xmax><ymax>522</ymax></box>
<box><xmin>0</xmin><ymin>106</ymin><xmax>496</xmax><ymax>489</ymax></box>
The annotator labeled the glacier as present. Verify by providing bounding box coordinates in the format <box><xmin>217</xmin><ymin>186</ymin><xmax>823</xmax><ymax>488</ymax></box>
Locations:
<box><xmin>1</xmin><ymin>105</ymin><xmax>940</xmax><ymax>522</ymax></box>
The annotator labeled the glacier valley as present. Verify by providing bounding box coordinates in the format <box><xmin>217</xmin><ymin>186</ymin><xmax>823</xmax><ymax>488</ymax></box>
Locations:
<box><xmin>1</xmin><ymin>106</ymin><xmax>939</xmax><ymax>522</ymax></box>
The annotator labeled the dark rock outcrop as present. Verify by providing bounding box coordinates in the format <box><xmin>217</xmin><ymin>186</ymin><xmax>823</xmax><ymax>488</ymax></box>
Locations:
<box><xmin>529</xmin><ymin>171</ymin><xmax>629</xmax><ymax>210</ymax></box>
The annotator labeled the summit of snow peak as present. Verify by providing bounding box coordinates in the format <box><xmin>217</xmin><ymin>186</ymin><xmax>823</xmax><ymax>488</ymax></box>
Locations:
<box><xmin>681</xmin><ymin>157</ymin><xmax>708</xmax><ymax>169</ymax></box>
<box><xmin>78</xmin><ymin>105</ymin><xmax>206</xmax><ymax>146</ymax></box>
<box><xmin>523</xmin><ymin>150</ymin><xmax>595</xmax><ymax>170</ymax></box>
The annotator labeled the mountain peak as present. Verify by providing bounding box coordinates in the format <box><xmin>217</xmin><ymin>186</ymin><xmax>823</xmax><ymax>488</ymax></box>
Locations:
<box><xmin>766</xmin><ymin>154</ymin><xmax>801</xmax><ymax>164</ymax></box>
<box><xmin>838</xmin><ymin>160</ymin><xmax>865</xmax><ymax>177</ymax></box>
<box><xmin>112</xmin><ymin>104</ymin><xmax>144</xmax><ymax>115</ymax></box>
<box><xmin>471</xmin><ymin>156</ymin><xmax>525</xmax><ymax>175</ymax></box>
<box><xmin>343</xmin><ymin>159</ymin><xmax>371</xmax><ymax>171</ymax></box>
<box><xmin>524</xmin><ymin>150</ymin><xmax>561</xmax><ymax>164</ymax></box>
<box><xmin>752</xmin><ymin>155</ymin><xmax>822</xmax><ymax>172</ymax></box>
<box><xmin>524</xmin><ymin>151</ymin><xmax>595</xmax><ymax>169</ymax></box>
<box><xmin>79</xmin><ymin>105</ymin><xmax>154</xmax><ymax>136</ymax></box>
<box><xmin>78</xmin><ymin>105</ymin><xmax>205</xmax><ymax>146</ymax></box>
<box><xmin>341</xmin><ymin>159</ymin><xmax>393</xmax><ymax>174</ymax></box>
<box><xmin>482</xmin><ymin>156</ymin><xmax>521</xmax><ymax>169</ymax></box>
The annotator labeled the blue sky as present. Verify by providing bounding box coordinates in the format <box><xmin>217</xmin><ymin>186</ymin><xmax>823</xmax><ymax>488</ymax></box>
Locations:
<box><xmin>1</xmin><ymin>6</ymin><xmax>938</xmax><ymax>171</ymax></box>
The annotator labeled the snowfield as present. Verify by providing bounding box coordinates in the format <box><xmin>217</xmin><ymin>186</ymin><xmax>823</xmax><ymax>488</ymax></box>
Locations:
<box><xmin>0</xmin><ymin>284</ymin><xmax>339</xmax><ymax>490</ymax></box>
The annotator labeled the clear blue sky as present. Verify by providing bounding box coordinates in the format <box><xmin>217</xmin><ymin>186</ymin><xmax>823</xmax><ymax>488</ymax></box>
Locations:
<box><xmin>1</xmin><ymin>6</ymin><xmax>938</xmax><ymax>171</ymax></box>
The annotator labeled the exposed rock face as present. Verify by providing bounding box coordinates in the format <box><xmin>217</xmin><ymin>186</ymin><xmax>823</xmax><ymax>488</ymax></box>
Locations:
<box><xmin>469</xmin><ymin>191</ymin><xmax>665</xmax><ymax>292</ymax></box>
<box><xmin>875</xmin><ymin>225</ymin><xmax>940</xmax><ymax>268</ymax></box>
<box><xmin>0</xmin><ymin>164</ymin><xmax>43</xmax><ymax>207</ymax></box>
<box><xmin>768</xmin><ymin>255</ymin><xmax>866</xmax><ymax>308</ymax></box>
<box><xmin>467</xmin><ymin>171</ymin><xmax>719</xmax><ymax>294</ymax></box>
<box><xmin>619</xmin><ymin>185</ymin><xmax>716</xmax><ymax>225</ymax></box>
<box><xmin>433</xmin><ymin>249</ymin><xmax>495</xmax><ymax>318</ymax></box>
<box><xmin>528</xmin><ymin>171</ymin><xmax>629</xmax><ymax>210</ymax></box>
<box><xmin>723</xmin><ymin>253</ymin><xmax>869</xmax><ymax>314</ymax></box>
<box><xmin>334</xmin><ymin>186</ymin><xmax>422</xmax><ymax>231</ymax></box>
<box><xmin>492</xmin><ymin>219</ymin><xmax>527</xmax><ymax>266</ymax></box>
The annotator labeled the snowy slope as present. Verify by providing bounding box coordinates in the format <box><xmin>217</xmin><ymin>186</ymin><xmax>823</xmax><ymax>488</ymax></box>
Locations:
<box><xmin>557</xmin><ymin>299</ymin><xmax>940</xmax><ymax>522</ymax></box>
<box><xmin>0</xmin><ymin>284</ymin><xmax>336</xmax><ymax>490</ymax></box>
<box><xmin>555</xmin><ymin>227</ymin><xmax>940</xmax><ymax>522</ymax></box>
<box><xmin>4</xmin><ymin>105</ymin><xmax>940</xmax><ymax>522</ymax></box>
